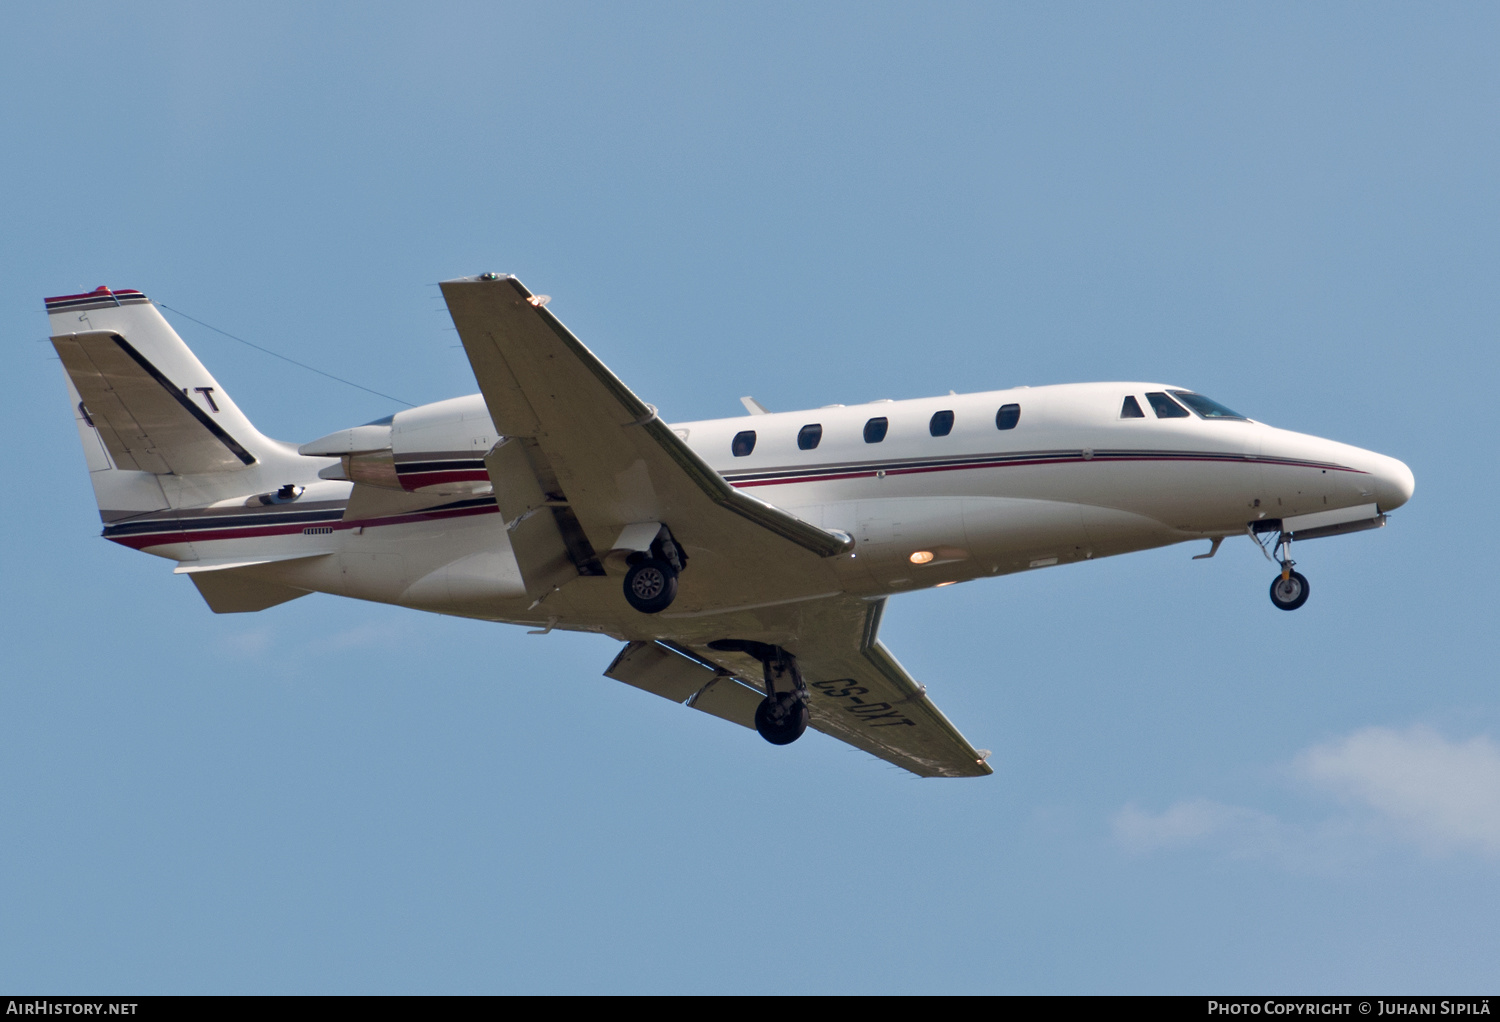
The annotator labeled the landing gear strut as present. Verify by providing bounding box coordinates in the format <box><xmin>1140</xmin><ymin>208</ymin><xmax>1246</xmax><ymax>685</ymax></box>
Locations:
<box><xmin>1257</xmin><ymin>528</ymin><xmax>1310</xmax><ymax>611</ymax></box>
<box><xmin>707</xmin><ymin>639</ymin><xmax>810</xmax><ymax>746</ymax></box>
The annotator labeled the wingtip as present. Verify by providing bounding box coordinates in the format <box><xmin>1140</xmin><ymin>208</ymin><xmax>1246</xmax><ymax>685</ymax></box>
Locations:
<box><xmin>439</xmin><ymin>272</ymin><xmax>516</xmax><ymax>285</ymax></box>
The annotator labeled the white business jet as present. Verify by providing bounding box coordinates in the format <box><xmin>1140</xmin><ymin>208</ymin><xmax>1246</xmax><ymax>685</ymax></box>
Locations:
<box><xmin>47</xmin><ymin>276</ymin><xmax>1414</xmax><ymax>777</ymax></box>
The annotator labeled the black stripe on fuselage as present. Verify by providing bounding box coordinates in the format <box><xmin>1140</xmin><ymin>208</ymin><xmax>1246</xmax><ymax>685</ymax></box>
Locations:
<box><xmin>395</xmin><ymin>458</ymin><xmax>487</xmax><ymax>474</ymax></box>
<box><xmin>102</xmin><ymin>495</ymin><xmax>497</xmax><ymax>540</ymax></box>
<box><xmin>104</xmin><ymin>507</ymin><xmax>346</xmax><ymax>538</ymax></box>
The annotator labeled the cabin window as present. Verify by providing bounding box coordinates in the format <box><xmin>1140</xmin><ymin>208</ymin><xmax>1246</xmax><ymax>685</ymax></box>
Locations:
<box><xmin>929</xmin><ymin>410</ymin><xmax>955</xmax><ymax>437</ymax></box>
<box><xmin>1121</xmin><ymin>395</ymin><xmax>1145</xmax><ymax>418</ymax></box>
<box><xmin>731</xmin><ymin>430</ymin><xmax>757</xmax><ymax>457</ymax></box>
<box><xmin>1145</xmin><ymin>392</ymin><xmax>1190</xmax><ymax>418</ymax></box>
<box><xmin>797</xmin><ymin>423</ymin><xmax>823</xmax><ymax>450</ymax></box>
<box><xmin>1170</xmin><ymin>390</ymin><xmax>1247</xmax><ymax>420</ymax></box>
<box><xmin>863</xmin><ymin>417</ymin><xmax>889</xmax><ymax>443</ymax></box>
<box><xmin>995</xmin><ymin>404</ymin><xmax>1021</xmax><ymax>430</ymax></box>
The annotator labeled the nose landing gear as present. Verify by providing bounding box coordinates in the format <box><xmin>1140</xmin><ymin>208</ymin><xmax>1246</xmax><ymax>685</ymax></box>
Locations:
<box><xmin>706</xmin><ymin>639</ymin><xmax>810</xmax><ymax>746</ymax></box>
<box><xmin>1252</xmin><ymin>526</ymin><xmax>1311</xmax><ymax>611</ymax></box>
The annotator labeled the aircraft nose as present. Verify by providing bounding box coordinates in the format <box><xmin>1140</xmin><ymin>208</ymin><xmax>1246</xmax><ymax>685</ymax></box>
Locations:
<box><xmin>1372</xmin><ymin>454</ymin><xmax>1415</xmax><ymax>512</ymax></box>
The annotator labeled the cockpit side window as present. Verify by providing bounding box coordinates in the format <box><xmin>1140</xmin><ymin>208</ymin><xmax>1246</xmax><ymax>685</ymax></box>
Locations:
<box><xmin>863</xmin><ymin>417</ymin><xmax>889</xmax><ymax>443</ymax></box>
<box><xmin>1145</xmin><ymin>392</ymin><xmax>1190</xmax><ymax>418</ymax></box>
<box><xmin>797</xmin><ymin>423</ymin><xmax>823</xmax><ymax>450</ymax></box>
<box><xmin>1121</xmin><ymin>395</ymin><xmax>1145</xmax><ymax>418</ymax></box>
<box><xmin>929</xmin><ymin>410</ymin><xmax>955</xmax><ymax>436</ymax></box>
<box><xmin>731</xmin><ymin>430</ymin><xmax>757</xmax><ymax>457</ymax></box>
<box><xmin>1170</xmin><ymin>390</ymin><xmax>1247</xmax><ymax>420</ymax></box>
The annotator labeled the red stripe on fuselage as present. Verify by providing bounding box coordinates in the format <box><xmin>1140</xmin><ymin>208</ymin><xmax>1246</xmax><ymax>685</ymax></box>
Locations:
<box><xmin>396</xmin><ymin>469</ymin><xmax>490</xmax><ymax>490</ymax></box>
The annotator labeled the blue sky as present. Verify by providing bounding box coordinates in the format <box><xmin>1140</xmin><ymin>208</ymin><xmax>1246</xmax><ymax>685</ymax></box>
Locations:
<box><xmin>3</xmin><ymin>2</ymin><xmax>1498</xmax><ymax>993</ymax></box>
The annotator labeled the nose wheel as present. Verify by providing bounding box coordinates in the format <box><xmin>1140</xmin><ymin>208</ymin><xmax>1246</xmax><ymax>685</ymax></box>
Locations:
<box><xmin>1269</xmin><ymin>568</ymin><xmax>1310</xmax><ymax>611</ymax></box>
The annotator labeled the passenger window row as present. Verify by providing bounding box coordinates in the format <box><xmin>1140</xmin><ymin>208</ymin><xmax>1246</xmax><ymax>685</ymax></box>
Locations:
<box><xmin>730</xmin><ymin>403</ymin><xmax>1022</xmax><ymax>456</ymax></box>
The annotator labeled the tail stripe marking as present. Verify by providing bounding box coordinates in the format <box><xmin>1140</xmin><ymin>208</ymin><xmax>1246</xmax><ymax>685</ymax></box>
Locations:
<box><xmin>107</xmin><ymin>333</ymin><xmax>257</xmax><ymax>466</ymax></box>
<box><xmin>45</xmin><ymin>290</ymin><xmax>150</xmax><ymax>312</ymax></box>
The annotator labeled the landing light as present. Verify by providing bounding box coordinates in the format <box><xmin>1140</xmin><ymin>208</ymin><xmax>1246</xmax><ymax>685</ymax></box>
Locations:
<box><xmin>935</xmin><ymin>581</ymin><xmax>957</xmax><ymax>588</ymax></box>
<box><xmin>910</xmin><ymin>551</ymin><xmax>934</xmax><ymax>564</ymax></box>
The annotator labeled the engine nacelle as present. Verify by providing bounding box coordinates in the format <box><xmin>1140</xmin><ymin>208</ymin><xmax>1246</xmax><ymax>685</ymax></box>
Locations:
<box><xmin>300</xmin><ymin>394</ymin><xmax>497</xmax><ymax>495</ymax></box>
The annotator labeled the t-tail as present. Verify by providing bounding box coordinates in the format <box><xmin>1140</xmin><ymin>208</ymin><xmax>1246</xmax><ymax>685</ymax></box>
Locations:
<box><xmin>46</xmin><ymin>286</ymin><xmax>313</xmax><ymax>529</ymax></box>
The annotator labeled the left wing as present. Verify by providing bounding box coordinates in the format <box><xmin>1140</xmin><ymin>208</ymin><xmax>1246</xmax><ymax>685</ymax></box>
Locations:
<box><xmin>441</xmin><ymin>274</ymin><xmax>852</xmax><ymax>611</ymax></box>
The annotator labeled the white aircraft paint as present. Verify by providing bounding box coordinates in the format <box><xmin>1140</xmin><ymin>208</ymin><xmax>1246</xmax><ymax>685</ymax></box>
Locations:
<box><xmin>44</xmin><ymin>280</ymin><xmax>1414</xmax><ymax>777</ymax></box>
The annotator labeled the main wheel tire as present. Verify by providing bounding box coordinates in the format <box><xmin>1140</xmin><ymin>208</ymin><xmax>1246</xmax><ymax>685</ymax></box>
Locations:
<box><xmin>1269</xmin><ymin>570</ymin><xmax>1310</xmax><ymax>611</ymax></box>
<box><xmin>623</xmin><ymin>557</ymin><xmax>678</xmax><ymax>614</ymax></box>
<box><xmin>754</xmin><ymin>696</ymin><xmax>809</xmax><ymax>746</ymax></box>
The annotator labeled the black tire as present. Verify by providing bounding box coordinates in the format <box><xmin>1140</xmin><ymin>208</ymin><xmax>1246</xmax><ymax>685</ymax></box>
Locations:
<box><xmin>754</xmin><ymin>696</ymin><xmax>809</xmax><ymax>746</ymax></box>
<box><xmin>623</xmin><ymin>557</ymin><xmax>678</xmax><ymax>614</ymax></box>
<box><xmin>1269</xmin><ymin>570</ymin><xmax>1310</xmax><ymax>611</ymax></box>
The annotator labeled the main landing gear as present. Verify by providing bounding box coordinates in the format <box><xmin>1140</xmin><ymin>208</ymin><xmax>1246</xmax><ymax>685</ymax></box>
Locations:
<box><xmin>622</xmin><ymin>528</ymin><xmax>687</xmax><ymax>615</ymax></box>
<box><xmin>707</xmin><ymin>639</ymin><xmax>810</xmax><ymax>746</ymax></box>
<box><xmin>1252</xmin><ymin>526</ymin><xmax>1310</xmax><ymax>611</ymax></box>
<box><xmin>624</xmin><ymin>558</ymin><xmax>677</xmax><ymax>614</ymax></box>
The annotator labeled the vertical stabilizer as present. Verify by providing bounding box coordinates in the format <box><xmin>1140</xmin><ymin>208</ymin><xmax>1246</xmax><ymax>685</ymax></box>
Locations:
<box><xmin>46</xmin><ymin>287</ymin><xmax>309</xmax><ymax>518</ymax></box>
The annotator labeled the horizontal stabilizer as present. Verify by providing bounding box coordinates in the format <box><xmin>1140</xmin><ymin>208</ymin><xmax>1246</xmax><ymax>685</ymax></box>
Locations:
<box><xmin>53</xmin><ymin>330</ymin><xmax>255</xmax><ymax>475</ymax></box>
<box><xmin>187</xmin><ymin>568</ymin><xmax>310</xmax><ymax>614</ymax></box>
<box><xmin>176</xmin><ymin>553</ymin><xmax>324</xmax><ymax>612</ymax></box>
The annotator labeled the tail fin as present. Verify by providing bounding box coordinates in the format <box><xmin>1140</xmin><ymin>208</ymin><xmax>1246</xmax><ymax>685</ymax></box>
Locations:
<box><xmin>47</xmin><ymin>287</ymin><xmax>305</xmax><ymax>518</ymax></box>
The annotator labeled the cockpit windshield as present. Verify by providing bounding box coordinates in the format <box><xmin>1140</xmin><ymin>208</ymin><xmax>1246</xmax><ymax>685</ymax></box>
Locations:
<box><xmin>1169</xmin><ymin>391</ymin><xmax>1247</xmax><ymax>420</ymax></box>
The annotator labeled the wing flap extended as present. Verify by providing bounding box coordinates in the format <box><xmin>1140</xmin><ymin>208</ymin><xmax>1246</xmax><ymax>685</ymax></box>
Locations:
<box><xmin>484</xmin><ymin>435</ymin><xmax>604</xmax><ymax>600</ymax></box>
<box><xmin>603</xmin><ymin>640</ymin><xmax>783</xmax><ymax>730</ymax></box>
